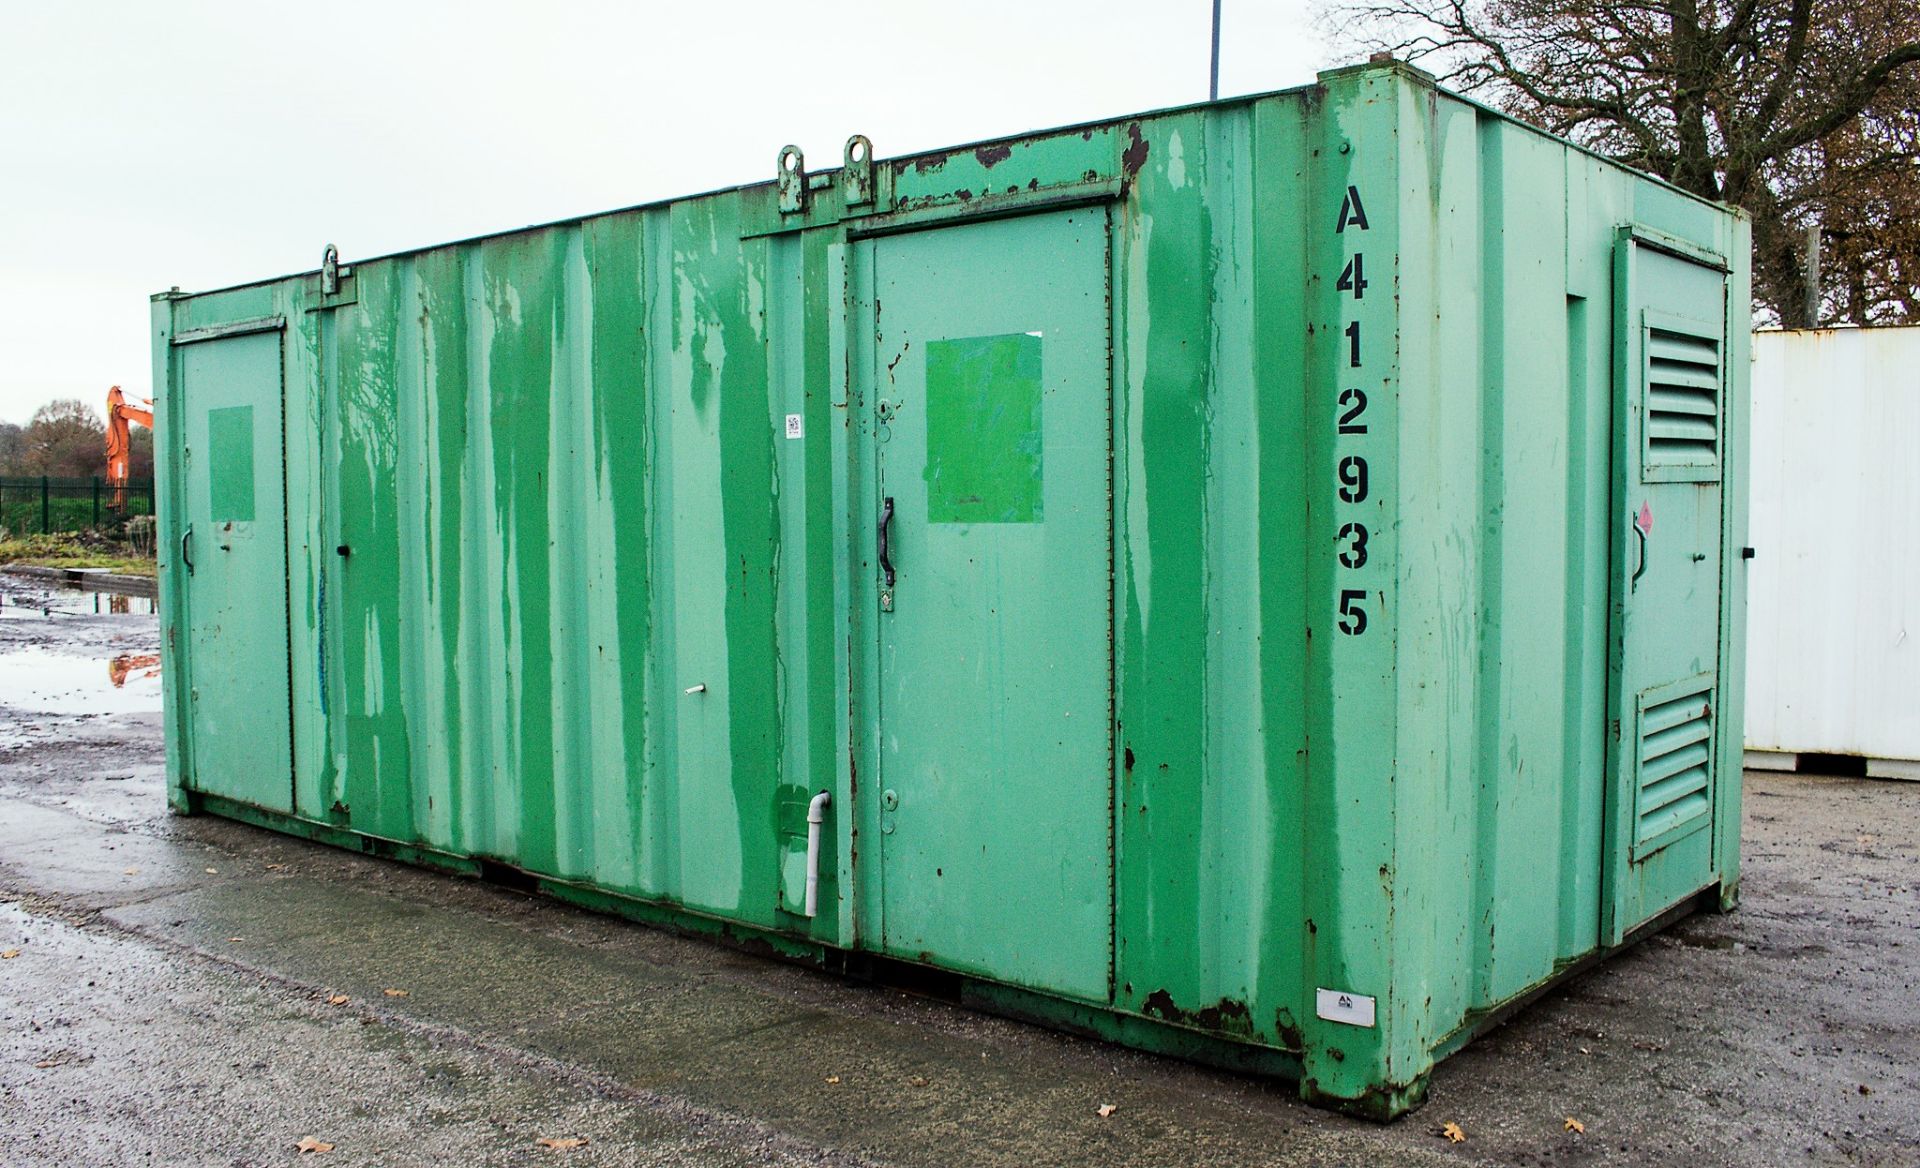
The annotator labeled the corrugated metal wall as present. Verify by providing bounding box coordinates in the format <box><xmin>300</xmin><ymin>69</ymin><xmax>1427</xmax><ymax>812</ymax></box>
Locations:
<box><xmin>1747</xmin><ymin>327</ymin><xmax>1920</xmax><ymax>773</ymax></box>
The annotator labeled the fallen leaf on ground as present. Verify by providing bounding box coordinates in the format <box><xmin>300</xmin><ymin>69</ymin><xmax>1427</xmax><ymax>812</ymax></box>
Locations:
<box><xmin>295</xmin><ymin>1136</ymin><xmax>335</xmax><ymax>1153</ymax></box>
<box><xmin>383</xmin><ymin>988</ymin><xmax>409</xmax><ymax>998</ymax></box>
<box><xmin>824</xmin><ymin>1075</ymin><xmax>840</xmax><ymax>1084</ymax></box>
<box><xmin>910</xmin><ymin>1076</ymin><xmax>929</xmax><ymax>1087</ymax></box>
<box><xmin>35</xmin><ymin>1060</ymin><xmax>61</xmax><ymax>1068</ymax></box>
<box><xmin>1564</xmin><ymin>1116</ymin><xmax>1585</xmax><ymax>1133</ymax></box>
<box><xmin>537</xmin><ymin>1136</ymin><xmax>588</xmax><ymax>1150</ymax></box>
<box><xmin>1859</xmin><ymin>1084</ymin><xmax>1872</xmax><ymax>1096</ymax></box>
<box><xmin>1096</xmin><ymin>1103</ymin><xmax>1118</xmax><ymax>1118</ymax></box>
<box><xmin>1441</xmin><ymin>1121</ymin><xmax>1466</xmax><ymax>1143</ymax></box>
<box><xmin>265</xmin><ymin>863</ymin><xmax>286</xmax><ymax>871</ymax></box>
<box><xmin>123</xmin><ymin>868</ymin><xmax>138</xmax><ymax>876</ymax></box>
<box><xmin>1</xmin><ymin>950</ymin><xmax>18</xmax><ymax>960</ymax></box>
<box><xmin>204</xmin><ymin>868</ymin><xmax>218</xmax><ymax>874</ymax></box>
<box><xmin>227</xmin><ymin>937</ymin><xmax>243</xmax><ymax>943</ymax></box>
<box><xmin>327</xmin><ymin>994</ymin><xmax>350</xmax><ymax>1006</ymax></box>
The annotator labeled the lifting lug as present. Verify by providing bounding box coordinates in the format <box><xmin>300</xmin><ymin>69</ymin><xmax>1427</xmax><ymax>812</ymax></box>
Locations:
<box><xmin>777</xmin><ymin>145</ymin><xmax>806</xmax><ymax>214</ymax></box>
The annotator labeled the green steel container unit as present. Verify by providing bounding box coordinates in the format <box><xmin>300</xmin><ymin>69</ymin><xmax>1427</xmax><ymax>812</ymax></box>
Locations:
<box><xmin>152</xmin><ymin>61</ymin><xmax>1750</xmax><ymax>1117</ymax></box>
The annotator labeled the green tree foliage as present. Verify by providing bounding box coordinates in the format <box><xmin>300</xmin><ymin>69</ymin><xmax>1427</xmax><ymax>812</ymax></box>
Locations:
<box><xmin>1325</xmin><ymin>0</ymin><xmax>1920</xmax><ymax>325</ymax></box>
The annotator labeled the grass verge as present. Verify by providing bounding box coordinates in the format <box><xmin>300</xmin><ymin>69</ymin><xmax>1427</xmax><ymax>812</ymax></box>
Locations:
<box><xmin>0</xmin><ymin>533</ymin><xmax>157</xmax><ymax>577</ymax></box>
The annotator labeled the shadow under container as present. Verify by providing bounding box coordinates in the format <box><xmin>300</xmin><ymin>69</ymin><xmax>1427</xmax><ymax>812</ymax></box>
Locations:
<box><xmin>152</xmin><ymin>61</ymin><xmax>1750</xmax><ymax>1118</ymax></box>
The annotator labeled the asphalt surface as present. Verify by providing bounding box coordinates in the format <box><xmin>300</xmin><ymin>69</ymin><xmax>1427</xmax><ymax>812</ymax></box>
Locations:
<box><xmin>0</xmin><ymin>574</ymin><xmax>1915</xmax><ymax>1166</ymax></box>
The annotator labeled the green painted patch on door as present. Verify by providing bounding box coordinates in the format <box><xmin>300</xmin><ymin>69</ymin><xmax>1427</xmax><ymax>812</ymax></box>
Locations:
<box><xmin>924</xmin><ymin>333</ymin><xmax>1043</xmax><ymax>523</ymax></box>
<box><xmin>207</xmin><ymin>405</ymin><xmax>256</xmax><ymax>522</ymax></box>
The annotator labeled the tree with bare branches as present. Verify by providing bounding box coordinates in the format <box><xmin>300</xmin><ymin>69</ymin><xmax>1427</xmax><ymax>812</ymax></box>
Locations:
<box><xmin>1325</xmin><ymin>0</ymin><xmax>1920</xmax><ymax>325</ymax></box>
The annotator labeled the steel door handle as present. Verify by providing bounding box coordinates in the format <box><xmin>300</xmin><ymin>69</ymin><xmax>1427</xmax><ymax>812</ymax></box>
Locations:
<box><xmin>1631</xmin><ymin>522</ymin><xmax>1647</xmax><ymax>591</ymax></box>
<box><xmin>181</xmin><ymin>526</ymin><xmax>194</xmax><ymax>576</ymax></box>
<box><xmin>878</xmin><ymin>496</ymin><xmax>895</xmax><ymax>587</ymax></box>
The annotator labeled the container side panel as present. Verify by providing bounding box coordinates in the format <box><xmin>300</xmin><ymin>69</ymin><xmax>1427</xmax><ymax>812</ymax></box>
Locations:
<box><xmin>765</xmin><ymin>227</ymin><xmax>843</xmax><ymax>930</ymax></box>
<box><xmin>582</xmin><ymin>215</ymin><xmax>654</xmax><ymax>894</ymax></box>
<box><xmin>1716</xmin><ymin>213</ymin><xmax>1751</xmax><ymax>892</ymax></box>
<box><xmin>1197</xmin><ymin>103</ymin><xmax>1279</xmax><ymax>1034</ymax></box>
<box><xmin>330</xmin><ymin>261</ymin><xmax>420</xmax><ymax>846</ymax></box>
<box><xmin>1557</xmin><ymin>154</ymin><xmax>1618</xmax><ymax>964</ymax></box>
<box><xmin>1475</xmin><ymin>120</ymin><xmax>1585</xmax><ymax>1005</ymax></box>
<box><xmin>1298</xmin><ymin>68</ymin><xmax>1406</xmax><ymax>1107</ymax></box>
<box><xmin>1113</xmin><ymin>109</ymin><xmax>1218</xmax><ymax>1019</ymax></box>
<box><xmin>411</xmin><ymin>247</ymin><xmax>475</xmax><ymax>852</ymax></box>
<box><xmin>1113</xmin><ymin>109</ymin><xmax>1213</xmax><ymax>1014</ymax></box>
<box><xmin>662</xmin><ymin>195</ymin><xmax>783</xmax><ymax>922</ymax></box>
<box><xmin>1387</xmin><ymin>89</ymin><xmax>1486</xmax><ymax>1049</ymax></box>
<box><xmin>1114</xmin><ymin>107</ymin><xmax>1316</xmax><ymax>1038</ymax></box>
<box><xmin>285</xmin><ymin>295</ymin><xmax>327</xmax><ymax>823</ymax></box>
<box><xmin>1247</xmin><ymin>95</ymin><xmax>1314</xmax><ymax>1051</ymax></box>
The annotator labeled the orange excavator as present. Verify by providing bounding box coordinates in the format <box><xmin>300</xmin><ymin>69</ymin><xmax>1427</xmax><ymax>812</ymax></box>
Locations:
<box><xmin>105</xmin><ymin>385</ymin><xmax>153</xmax><ymax>511</ymax></box>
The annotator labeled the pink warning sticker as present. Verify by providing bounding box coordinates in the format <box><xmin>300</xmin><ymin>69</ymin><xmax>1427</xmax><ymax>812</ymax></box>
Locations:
<box><xmin>1634</xmin><ymin>500</ymin><xmax>1654</xmax><ymax>536</ymax></box>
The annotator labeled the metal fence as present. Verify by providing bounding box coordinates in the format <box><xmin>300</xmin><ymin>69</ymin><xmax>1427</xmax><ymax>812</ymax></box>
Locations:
<box><xmin>0</xmin><ymin>476</ymin><xmax>156</xmax><ymax>536</ymax></box>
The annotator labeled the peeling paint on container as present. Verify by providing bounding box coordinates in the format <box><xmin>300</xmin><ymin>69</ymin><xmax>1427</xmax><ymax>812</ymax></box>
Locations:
<box><xmin>152</xmin><ymin>61</ymin><xmax>1749</xmax><ymax>1118</ymax></box>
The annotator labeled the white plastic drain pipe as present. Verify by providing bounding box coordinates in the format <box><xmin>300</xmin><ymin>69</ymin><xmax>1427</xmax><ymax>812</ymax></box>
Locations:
<box><xmin>804</xmin><ymin>790</ymin><xmax>832</xmax><ymax>918</ymax></box>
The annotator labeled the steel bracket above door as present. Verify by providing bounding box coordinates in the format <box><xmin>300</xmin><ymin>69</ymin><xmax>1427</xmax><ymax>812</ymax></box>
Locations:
<box><xmin>841</xmin><ymin>135</ymin><xmax>874</xmax><ymax>206</ymax></box>
<box><xmin>777</xmin><ymin>145</ymin><xmax>807</xmax><ymax>214</ymax></box>
<box><xmin>309</xmin><ymin>243</ymin><xmax>357</xmax><ymax>311</ymax></box>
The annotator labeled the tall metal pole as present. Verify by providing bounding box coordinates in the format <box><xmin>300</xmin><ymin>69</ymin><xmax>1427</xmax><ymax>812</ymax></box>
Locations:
<box><xmin>1209</xmin><ymin>0</ymin><xmax>1222</xmax><ymax>101</ymax></box>
<box><xmin>1802</xmin><ymin>223</ymin><xmax>1822</xmax><ymax>329</ymax></box>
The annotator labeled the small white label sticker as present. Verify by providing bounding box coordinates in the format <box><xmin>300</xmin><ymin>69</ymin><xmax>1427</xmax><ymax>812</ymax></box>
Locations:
<box><xmin>1316</xmin><ymin>987</ymin><xmax>1377</xmax><ymax>1028</ymax></box>
<box><xmin>784</xmin><ymin>413</ymin><xmax>804</xmax><ymax>440</ymax></box>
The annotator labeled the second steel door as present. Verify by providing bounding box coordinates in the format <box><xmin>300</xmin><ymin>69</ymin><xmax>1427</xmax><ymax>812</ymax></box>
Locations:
<box><xmin>864</xmin><ymin>208</ymin><xmax>1113</xmax><ymax>1002</ymax></box>
<box><xmin>1604</xmin><ymin>234</ymin><xmax>1731</xmax><ymax>943</ymax></box>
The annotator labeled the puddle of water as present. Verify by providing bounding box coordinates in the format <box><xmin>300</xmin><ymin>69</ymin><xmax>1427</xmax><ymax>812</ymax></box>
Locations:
<box><xmin>0</xmin><ymin>590</ymin><xmax>157</xmax><ymax>620</ymax></box>
<box><xmin>0</xmin><ymin>649</ymin><xmax>163</xmax><ymax>715</ymax></box>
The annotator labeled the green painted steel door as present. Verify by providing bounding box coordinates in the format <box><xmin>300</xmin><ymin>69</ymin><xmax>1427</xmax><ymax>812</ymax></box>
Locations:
<box><xmin>178</xmin><ymin>329</ymin><xmax>295</xmax><ymax>813</ymax></box>
<box><xmin>1605</xmin><ymin>237</ymin><xmax>1729</xmax><ymax>942</ymax></box>
<box><xmin>865</xmin><ymin>208</ymin><xmax>1113</xmax><ymax>1002</ymax></box>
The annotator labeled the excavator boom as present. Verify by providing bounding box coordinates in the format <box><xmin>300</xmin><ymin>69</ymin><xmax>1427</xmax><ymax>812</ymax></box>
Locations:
<box><xmin>104</xmin><ymin>385</ymin><xmax>153</xmax><ymax>511</ymax></box>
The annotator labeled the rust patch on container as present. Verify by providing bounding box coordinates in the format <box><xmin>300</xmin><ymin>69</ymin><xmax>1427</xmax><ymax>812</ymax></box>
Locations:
<box><xmin>1275</xmin><ymin>1009</ymin><xmax>1304</xmax><ymax>1050</ymax></box>
<box><xmin>1141</xmin><ymin>991</ymin><xmax>1255</xmax><ymax>1037</ymax></box>
<box><xmin>1121</xmin><ymin>123</ymin><xmax>1150</xmax><ymax>176</ymax></box>
<box><xmin>974</xmin><ymin>143</ymin><xmax>1013</xmax><ymax>168</ymax></box>
<box><xmin>914</xmin><ymin>154</ymin><xmax>948</xmax><ymax>175</ymax></box>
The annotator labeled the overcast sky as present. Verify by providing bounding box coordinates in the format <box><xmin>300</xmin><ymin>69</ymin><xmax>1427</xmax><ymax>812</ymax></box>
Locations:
<box><xmin>0</xmin><ymin>0</ymin><xmax>1330</xmax><ymax>427</ymax></box>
